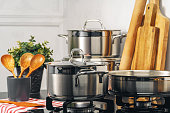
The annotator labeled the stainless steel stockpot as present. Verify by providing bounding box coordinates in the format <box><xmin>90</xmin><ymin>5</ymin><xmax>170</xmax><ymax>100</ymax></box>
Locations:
<box><xmin>108</xmin><ymin>70</ymin><xmax>170</xmax><ymax>97</ymax></box>
<box><xmin>58</xmin><ymin>20</ymin><xmax>126</xmax><ymax>57</ymax></box>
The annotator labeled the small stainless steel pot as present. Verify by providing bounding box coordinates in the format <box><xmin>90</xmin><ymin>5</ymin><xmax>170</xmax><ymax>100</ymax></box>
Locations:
<box><xmin>108</xmin><ymin>70</ymin><xmax>170</xmax><ymax>97</ymax></box>
<box><xmin>58</xmin><ymin>19</ymin><xmax>126</xmax><ymax>57</ymax></box>
<box><xmin>46</xmin><ymin>49</ymin><xmax>108</xmax><ymax>100</ymax></box>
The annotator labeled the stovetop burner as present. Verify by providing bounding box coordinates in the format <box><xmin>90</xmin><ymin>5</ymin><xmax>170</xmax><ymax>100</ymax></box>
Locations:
<box><xmin>114</xmin><ymin>95</ymin><xmax>170</xmax><ymax>113</ymax></box>
<box><xmin>65</xmin><ymin>101</ymin><xmax>95</xmax><ymax>113</ymax></box>
<box><xmin>45</xmin><ymin>95</ymin><xmax>170</xmax><ymax>113</ymax></box>
<box><xmin>46</xmin><ymin>95</ymin><xmax>114</xmax><ymax>113</ymax></box>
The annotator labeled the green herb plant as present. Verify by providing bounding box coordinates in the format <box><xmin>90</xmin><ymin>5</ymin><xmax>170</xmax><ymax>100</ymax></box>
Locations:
<box><xmin>8</xmin><ymin>36</ymin><xmax>54</xmax><ymax>68</ymax></box>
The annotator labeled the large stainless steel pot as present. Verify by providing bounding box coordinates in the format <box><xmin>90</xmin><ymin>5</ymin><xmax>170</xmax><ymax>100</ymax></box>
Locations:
<box><xmin>46</xmin><ymin>49</ymin><xmax>108</xmax><ymax>100</ymax></box>
<box><xmin>108</xmin><ymin>70</ymin><xmax>170</xmax><ymax>97</ymax></box>
<box><xmin>58</xmin><ymin>19</ymin><xmax>126</xmax><ymax>57</ymax></box>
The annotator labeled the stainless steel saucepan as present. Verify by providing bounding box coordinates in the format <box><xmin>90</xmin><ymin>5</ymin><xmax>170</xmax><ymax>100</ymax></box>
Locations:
<box><xmin>108</xmin><ymin>70</ymin><xmax>170</xmax><ymax>97</ymax></box>
<box><xmin>46</xmin><ymin>49</ymin><xmax>108</xmax><ymax>100</ymax></box>
<box><xmin>58</xmin><ymin>19</ymin><xmax>126</xmax><ymax>57</ymax></box>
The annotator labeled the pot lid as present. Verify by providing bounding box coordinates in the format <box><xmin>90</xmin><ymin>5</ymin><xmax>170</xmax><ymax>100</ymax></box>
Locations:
<box><xmin>71</xmin><ymin>57</ymin><xmax>121</xmax><ymax>62</ymax></box>
<box><xmin>68</xmin><ymin>20</ymin><xmax>122</xmax><ymax>37</ymax></box>
<box><xmin>109</xmin><ymin>70</ymin><xmax>170</xmax><ymax>78</ymax></box>
<box><xmin>68</xmin><ymin>30</ymin><xmax>121</xmax><ymax>37</ymax></box>
<box><xmin>45</xmin><ymin>60</ymin><xmax>107</xmax><ymax>68</ymax></box>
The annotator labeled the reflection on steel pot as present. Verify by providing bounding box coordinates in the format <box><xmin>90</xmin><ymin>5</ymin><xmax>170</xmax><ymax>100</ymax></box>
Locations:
<box><xmin>46</xmin><ymin>49</ymin><xmax>108</xmax><ymax>100</ymax></box>
<box><xmin>108</xmin><ymin>70</ymin><xmax>170</xmax><ymax>97</ymax></box>
<box><xmin>58</xmin><ymin>19</ymin><xmax>126</xmax><ymax>57</ymax></box>
<box><xmin>46</xmin><ymin>61</ymin><xmax>108</xmax><ymax>100</ymax></box>
<box><xmin>70</xmin><ymin>57</ymin><xmax>121</xmax><ymax>71</ymax></box>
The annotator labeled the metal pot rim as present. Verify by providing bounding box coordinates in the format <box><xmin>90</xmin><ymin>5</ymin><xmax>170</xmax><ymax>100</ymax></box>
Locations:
<box><xmin>45</xmin><ymin>61</ymin><xmax>107</xmax><ymax>67</ymax></box>
<box><xmin>108</xmin><ymin>70</ymin><xmax>170</xmax><ymax>78</ymax></box>
<box><xmin>67</xmin><ymin>29</ymin><xmax>121</xmax><ymax>32</ymax></box>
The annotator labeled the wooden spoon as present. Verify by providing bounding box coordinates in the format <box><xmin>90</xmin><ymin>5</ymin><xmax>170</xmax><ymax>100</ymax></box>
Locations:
<box><xmin>18</xmin><ymin>53</ymin><xmax>34</xmax><ymax>78</ymax></box>
<box><xmin>1</xmin><ymin>54</ymin><xmax>17</xmax><ymax>78</ymax></box>
<box><xmin>0</xmin><ymin>100</ymin><xmax>45</xmax><ymax>107</ymax></box>
<box><xmin>25</xmin><ymin>54</ymin><xmax>45</xmax><ymax>78</ymax></box>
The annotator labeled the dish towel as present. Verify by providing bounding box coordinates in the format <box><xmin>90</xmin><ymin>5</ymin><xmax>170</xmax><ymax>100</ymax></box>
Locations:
<box><xmin>0</xmin><ymin>98</ymin><xmax>63</xmax><ymax>113</ymax></box>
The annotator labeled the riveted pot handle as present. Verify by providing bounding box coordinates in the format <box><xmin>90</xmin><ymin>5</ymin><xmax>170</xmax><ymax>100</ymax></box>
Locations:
<box><xmin>58</xmin><ymin>34</ymin><xmax>68</xmax><ymax>44</ymax></box>
<box><xmin>83</xmin><ymin>19</ymin><xmax>105</xmax><ymax>30</ymax></box>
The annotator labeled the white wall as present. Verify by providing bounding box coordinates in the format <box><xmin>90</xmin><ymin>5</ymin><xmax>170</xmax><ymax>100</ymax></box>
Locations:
<box><xmin>63</xmin><ymin>0</ymin><xmax>170</xmax><ymax>70</ymax></box>
<box><xmin>1</xmin><ymin>0</ymin><xmax>170</xmax><ymax>92</ymax></box>
<box><xmin>0</xmin><ymin>0</ymin><xmax>67</xmax><ymax>92</ymax></box>
<box><xmin>0</xmin><ymin>26</ymin><xmax>68</xmax><ymax>92</ymax></box>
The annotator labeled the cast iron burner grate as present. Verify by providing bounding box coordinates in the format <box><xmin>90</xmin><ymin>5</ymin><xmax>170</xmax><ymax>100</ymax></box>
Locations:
<box><xmin>116</xmin><ymin>95</ymin><xmax>168</xmax><ymax>113</ymax></box>
<box><xmin>46</xmin><ymin>95</ymin><xmax>114</xmax><ymax>113</ymax></box>
<box><xmin>121</xmin><ymin>106</ymin><xmax>165</xmax><ymax>113</ymax></box>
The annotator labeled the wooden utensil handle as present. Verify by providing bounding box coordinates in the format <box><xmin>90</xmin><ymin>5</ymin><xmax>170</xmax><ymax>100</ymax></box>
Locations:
<box><xmin>150</xmin><ymin>0</ymin><xmax>159</xmax><ymax>6</ymax></box>
<box><xmin>12</xmin><ymin>71</ymin><xmax>17</xmax><ymax>78</ymax></box>
<box><xmin>18</xmin><ymin>71</ymin><xmax>24</xmax><ymax>78</ymax></box>
<box><xmin>119</xmin><ymin>0</ymin><xmax>147</xmax><ymax>70</ymax></box>
<box><xmin>25</xmin><ymin>71</ymin><xmax>32</xmax><ymax>78</ymax></box>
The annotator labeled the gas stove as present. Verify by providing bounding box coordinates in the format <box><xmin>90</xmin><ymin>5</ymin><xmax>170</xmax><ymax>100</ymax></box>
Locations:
<box><xmin>42</xmin><ymin>95</ymin><xmax>170</xmax><ymax>113</ymax></box>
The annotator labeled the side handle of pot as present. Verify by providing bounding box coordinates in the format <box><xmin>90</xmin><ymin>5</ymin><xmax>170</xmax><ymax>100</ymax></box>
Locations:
<box><xmin>75</xmin><ymin>76</ymin><xmax>79</xmax><ymax>87</ymax></box>
<box><xmin>99</xmin><ymin>74</ymin><xmax>104</xmax><ymax>83</ymax></box>
<box><xmin>75</xmin><ymin>69</ymin><xmax>95</xmax><ymax>87</ymax></box>
<box><xmin>112</xmin><ymin>34</ymin><xmax>127</xmax><ymax>44</ymax></box>
<box><xmin>75</xmin><ymin>70</ymin><xmax>107</xmax><ymax>87</ymax></box>
<box><xmin>111</xmin><ymin>34</ymin><xmax>127</xmax><ymax>57</ymax></box>
<box><xmin>58</xmin><ymin>34</ymin><xmax>68</xmax><ymax>44</ymax></box>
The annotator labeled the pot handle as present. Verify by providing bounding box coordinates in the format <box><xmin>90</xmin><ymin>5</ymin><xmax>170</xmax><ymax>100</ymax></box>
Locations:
<box><xmin>75</xmin><ymin>70</ymin><xmax>107</xmax><ymax>87</ymax></box>
<box><xmin>69</xmin><ymin>48</ymin><xmax>85</xmax><ymax>64</ymax></box>
<box><xmin>58</xmin><ymin>34</ymin><xmax>68</xmax><ymax>44</ymax></box>
<box><xmin>75</xmin><ymin>76</ymin><xmax>79</xmax><ymax>87</ymax></box>
<box><xmin>112</xmin><ymin>34</ymin><xmax>127</xmax><ymax>44</ymax></box>
<box><xmin>78</xmin><ymin>68</ymin><xmax>95</xmax><ymax>73</ymax></box>
<box><xmin>83</xmin><ymin>19</ymin><xmax>105</xmax><ymax>30</ymax></box>
<box><xmin>75</xmin><ymin>69</ymin><xmax>95</xmax><ymax>87</ymax></box>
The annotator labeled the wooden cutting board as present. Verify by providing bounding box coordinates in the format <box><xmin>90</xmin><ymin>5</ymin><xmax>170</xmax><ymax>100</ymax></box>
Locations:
<box><xmin>119</xmin><ymin>0</ymin><xmax>147</xmax><ymax>70</ymax></box>
<box><xmin>150</xmin><ymin>0</ymin><xmax>170</xmax><ymax>71</ymax></box>
<box><xmin>131</xmin><ymin>4</ymin><xmax>159</xmax><ymax>70</ymax></box>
